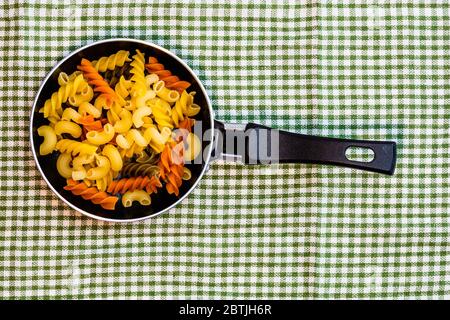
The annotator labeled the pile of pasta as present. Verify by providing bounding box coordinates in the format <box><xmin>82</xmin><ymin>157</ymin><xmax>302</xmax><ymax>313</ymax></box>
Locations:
<box><xmin>37</xmin><ymin>49</ymin><xmax>201</xmax><ymax>210</ymax></box>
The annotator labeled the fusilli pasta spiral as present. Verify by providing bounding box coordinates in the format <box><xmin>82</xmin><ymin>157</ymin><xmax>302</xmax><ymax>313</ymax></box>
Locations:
<box><xmin>115</xmin><ymin>75</ymin><xmax>132</xmax><ymax>106</ymax></box>
<box><xmin>107</xmin><ymin>176</ymin><xmax>162</xmax><ymax>194</ymax></box>
<box><xmin>55</xmin><ymin>139</ymin><xmax>98</xmax><ymax>156</ymax></box>
<box><xmin>178</xmin><ymin>117</ymin><xmax>195</xmax><ymax>132</ymax></box>
<box><xmin>145</xmin><ymin>56</ymin><xmax>191</xmax><ymax>92</ymax></box>
<box><xmin>129</xmin><ymin>49</ymin><xmax>147</xmax><ymax>98</ymax></box>
<box><xmin>121</xmin><ymin>162</ymin><xmax>160</xmax><ymax>178</ymax></box>
<box><xmin>136</xmin><ymin>149</ymin><xmax>160</xmax><ymax>164</ymax></box>
<box><xmin>158</xmin><ymin>142</ymin><xmax>184</xmax><ymax>196</ymax></box>
<box><xmin>37</xmin><ymin>49</ymin><xmax>202</xmax><ymax>212</ymax></box>
<box><xmin>40</xmin><ymin>74</ymin><xmax>88</xmax><ymax>119</ymax></box>
<box><xmin>64</xmin><ymin>179</ymin><xmax>118</xmax><ymax>210</ymax></box>
<box><xmin>92</xmin><ymin>50</ymin><xmax>131</xmax><ymax>72</ymax></box>
<box><xmin>77</xmin><ymin>58</ymin><xmax>119</xmax><ymax>107</ymax></box>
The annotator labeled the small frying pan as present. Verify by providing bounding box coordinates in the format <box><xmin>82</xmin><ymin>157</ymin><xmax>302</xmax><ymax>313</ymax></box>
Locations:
<box><xmin>30</xmin><ymin>39</ymin><xmax>396</xmax><ymax>222</ymax></box>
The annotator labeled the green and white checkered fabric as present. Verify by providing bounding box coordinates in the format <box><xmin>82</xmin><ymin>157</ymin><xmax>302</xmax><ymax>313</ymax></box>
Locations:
<box><xmin>1</xmin><ymin>0</ymin><xmax>449</xmax><ymax>299</ymax></box>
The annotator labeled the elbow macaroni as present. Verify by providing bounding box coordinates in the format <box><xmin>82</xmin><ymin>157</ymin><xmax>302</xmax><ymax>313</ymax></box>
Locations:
<box><xmin>180</xmin><ymin>91</ymin><xmax>200</xmax><ymax>117</ymax></box>
<box><xmin>102</xmin><ymin>144</ymin><xmax>123</xmax><ymax>171</ymax></box>
<box><xmin>132</xmin><ymin>106</ymin><xmax>152</xmax><ymax>128</ymax></box>
<box><xmin>86</xmin><ymin>123</ymin><xmax>115</xmax><ymax>145</ymax></box>
<box><xmin>154</xmin><ymin>80</ymin><xmax>179</xmax><ymax>103</ymax></box>
<box><xmin>122</xmin><ymin>190</ymin><xmax>151</xmax><ymax>207</ymax></box>
<box><xmin>86</xmin><ymin>155</ymin><xmax>111</xmax><ymax>180</ymax></box>
<box><xmin>72</xmin><ymin>154</ymin><xmax>94</xmax><ymax>180</ymax></box>
<box><xmin>182</xmin><ymin>167</ymin><xmax>192</xmax><ymax>180</ymax></box>
<box><xmin>56</xmin><ymin>139</ymin><xmax>97</xmax><ymax>156</ymax></box>
<box><xmin>112</xmin><ymin>109</ymin><xmax>133</xmax><ymax>133</ymax></box>
<box><xmin>144</xmin><ymin>126</ymin><xmax>171</xmax><ymax>153</ymax></box>
<box><xmin>56</xmin><ymin>152</ymin><xmax>73</xmax><ymax>179</ymax></box>
<box><xmin>61</xmin><ymin>107</ymin><xmax>82</xmax><ymax>123</ymax></box>
<box><xmin>54</xmin><ymin>120</ymin><xmax>82</xmax><ymax>138</ymax></box>
<box><xmin>37</xmin><ymin>125</ymin><xmax>57</xmax><ymax>155</ymax></box>
<box><xmin>145</xmin><ymin>74</ymin><xmax>159</xmax><ymax>87</ymax></box>
<box><xmin>78</xmin><ymin>101</ymin><xmax>101</xmax><ymax>118</ymax></box>
<box><xmin>67</xmin><ymin>84</ymin><xmax>94</xmax><ymax>107</ymax></box>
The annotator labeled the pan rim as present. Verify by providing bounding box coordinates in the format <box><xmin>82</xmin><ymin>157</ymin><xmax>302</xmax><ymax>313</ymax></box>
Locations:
<box><xmin>29</xmin><ymin>38</ymin><xmax>214</xmax><ymax>223</ymax></box>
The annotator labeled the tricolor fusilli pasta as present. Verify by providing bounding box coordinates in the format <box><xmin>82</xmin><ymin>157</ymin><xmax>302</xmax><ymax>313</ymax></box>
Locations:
<box><xmin>36</xmin><ymin>49</ymin><xmax>201</xmax><ymax>211</ymax></box>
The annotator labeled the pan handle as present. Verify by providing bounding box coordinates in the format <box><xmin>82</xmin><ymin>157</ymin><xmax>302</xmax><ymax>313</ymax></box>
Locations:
<box><xmin>213</xmin><ymin>120</ymin><xmax>396</xmax><ymax>175</ymax></box>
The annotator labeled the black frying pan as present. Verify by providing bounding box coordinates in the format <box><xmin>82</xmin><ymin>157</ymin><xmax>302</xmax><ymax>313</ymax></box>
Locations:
<box><xmin>30</xmin><ymin>39</ymin><xmax>396</xmax><ymax>222</ymax></box>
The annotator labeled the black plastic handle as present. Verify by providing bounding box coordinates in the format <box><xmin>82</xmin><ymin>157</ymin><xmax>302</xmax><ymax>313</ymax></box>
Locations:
<box><xmin>214</xmin><ymin>121</ymin><xmax>397</xmax><ymax>175</ymax></box>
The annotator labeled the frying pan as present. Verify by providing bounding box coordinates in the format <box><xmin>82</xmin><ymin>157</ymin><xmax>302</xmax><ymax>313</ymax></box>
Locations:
<box><xmin>30</xmin><ymin>39</ymin><xmax>397</xmax><ymax>222</ymax></box>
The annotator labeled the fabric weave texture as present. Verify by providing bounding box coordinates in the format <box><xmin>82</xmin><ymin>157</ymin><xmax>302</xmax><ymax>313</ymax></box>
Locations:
<box><xmin>0</xmin><ymin>1</ymin><xmax>449</xmax><ymax>299</ymax></box>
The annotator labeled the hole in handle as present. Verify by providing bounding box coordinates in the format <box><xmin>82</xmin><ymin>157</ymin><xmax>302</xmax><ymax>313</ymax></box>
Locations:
<box><xmin>345</xmin><ymin>146</ymin><xmax>375</xmax><ymax>163</ymax></box>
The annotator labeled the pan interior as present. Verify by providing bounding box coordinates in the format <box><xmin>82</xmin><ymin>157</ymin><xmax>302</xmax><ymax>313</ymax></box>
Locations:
<box><xmin>31</xmin><ymin>40</ymin><xmax>212</xmax><ymax>221</ymax></box>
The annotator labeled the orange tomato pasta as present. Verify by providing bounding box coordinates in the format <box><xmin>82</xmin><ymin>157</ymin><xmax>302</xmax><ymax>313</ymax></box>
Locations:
<box><xmin>145</xmin><ymin>56</ymin><xmax>191</xmax><ymax>92</ymax></box>
<box><xmin>64</xmin><ymin>179</ymin><xmax>118</xmax><ymax>210</ymax></box>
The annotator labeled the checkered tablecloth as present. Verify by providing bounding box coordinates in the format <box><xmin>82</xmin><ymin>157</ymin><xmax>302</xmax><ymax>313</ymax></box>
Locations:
<box><xmin>1</xmin><ymin>1</ymin><xmax>449</xmax><ymax>299</ymax></box>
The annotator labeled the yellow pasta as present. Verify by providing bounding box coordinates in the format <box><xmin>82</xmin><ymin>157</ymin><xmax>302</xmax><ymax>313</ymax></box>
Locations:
<box><xmin>186</xmin><ymin>103</ymin><xmax>201</xmax><ymax>117</ymax></box>
<box><xmin>102</xmin><ymin>144</ymin><xmax>123</xmax><ymax>172</ymax></box>
<box><xmin>55</xmin><ymin>139</ymin><xmax>97</xmax><ymax>156</ymax></box>
<box><xmin>149</xmin><ymin>97</ymin><xmax>174</xmax><ymax>129</ymax></box>
<box><xmin>37</xmin><ymin>125</ymin><xmax>57</xmax><ymax>155</ymax></box>
<box><xmin>68</xmin><ymin>70</ymin><xmax>82</xmax><ymax>81</ymax></box>
<box><xmin>116</xmin><ymin>129</ymin><xmax>148</xmax><ymax>149</ymax></box>
<box><xmin>183</xmin><ymin>132</ymin><xmax>201</xmax><ymax>161</ymax></box>
<box><xmin>39</xmin><ymin>74</ymin><xmax>88</xmax><ymax>119</ymax></box>
<box><xmin>56</xmin><ymin>153</ymin><xmax>73</xmax><ymax>179</ymax></box>
<box><xmin>172</xmin><ymin>99</ymin><xmax>185</xmax><ymax>126</ymax></box>
<box><xmin>54</xmin><ymin>120</ymin><xmax>82</xmax><ymax>138</ymax></box>
<box><xmin>86</xmin><ymin>123</ymin><xmax>115</xmax><ymax>145</ymax></box>
<box><xmin>67</xmin><ymin>84</ymin><xmax>94</xmax><ymax>107</ymax></box>
<box><xmin>72</xmin><ymin>154</ymin><xmax>94</xmax><ymax>180</ymax></box>
<box><xmin>119</xmin><ymin>143</ymin><xmax>134</xmax><ymax>159</ymax></box>
<box><xmin>38</xmin><ymin>48</ymin><xmax>203</xmax><ymax>211</ymax></box>
<box><xmin>61</xmin><ymin>107</ymin><xmax>82</xmax><ymax>123</ymax></box>
<box><xmin>86</xmin><ymin>155</ymin><xmax>111</xmax><ymax>180</ymax></box>
<box><xmin>92</xmin><ymin>50</ymin><xmax>131</xmax><ymax>72</ymax></box>
<box><xmin>132</xmin><ymin>106</ymin><xmax>152</xmax><ymax>128</ymax></box>
<box><xmin>122</xmin><ymin>190</ymin><xmax>151</xmax><ymax>207</ymax></box>
<box><xmin>96</xmin><ymin>169</ymin><xmax>115</xmax><ymax>192</ymax></box>
<box><xmin>127</xmin><ymin>144</ymin><xmax>145</xmax><ymax>158</ymax></box>
<box><xmin>178</xmin><ymin>90</ymin><xmax>200</xmax><ymax>117</ymax></box>
<box><xmin>94</xmin><ymin>94</ymin><xmax>112</xmax><ymax>111</ymax></box>
<box><xmin>47</xmin><ymin>116</ymin><xmax>60</xmax><ymax>126</ymax></box>
<box><xmin>115</xmin><ymin>75</ymin><xmax>132</xmax><ymax>106</ymax></box>
<box><xmin>133</xmin><ymin>89</ymin><xmax>156</xmax><ymax>108</ymax></box>
<box><xmin>112</xmin><ymin>108</ymin><xmax>133</xmax><ymax>133</ymax></box>
<box><xmin>154</xmin><ymin>80</ymin><xmax>180</xmax><ymax>103</ymax></box>
<box><xmin>145</xmin><ymin>74</ymin><xmax>159</xmax><ymax>87</ymax></box>
<box><xmin>57</xmin><ymin>72</ymin><xmax>70</xmax><ymax>86</ymax></box>
<box><xmin>130</xmin><ymin>49</ymin><xmax>146</xmax><ymax>99</ymax></box>
<box><xmin>141</xmin><ymin>116</ymin><xmax>154</xmax><ymax>128</ymax></box>
<box><xmin>78</xmin><ymin>101</ymin><xmax>101</xmax><ymax>118</ymax></box>
<box><xmin>143</xmin><ymin>125</ymin><xmax>171</xmax><ymax>153</ymax></box>
<box><xmin>182</xmin><ymin>167</ymin><xmax>192</xmax><ymax>181</ymax></box>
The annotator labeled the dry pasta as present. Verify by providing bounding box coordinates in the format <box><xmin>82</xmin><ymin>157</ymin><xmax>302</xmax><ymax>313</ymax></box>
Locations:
<box><xmin>36</xmin><ymin>49</ymin><xmax>201</xmax><ymax>211</ymax></box>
